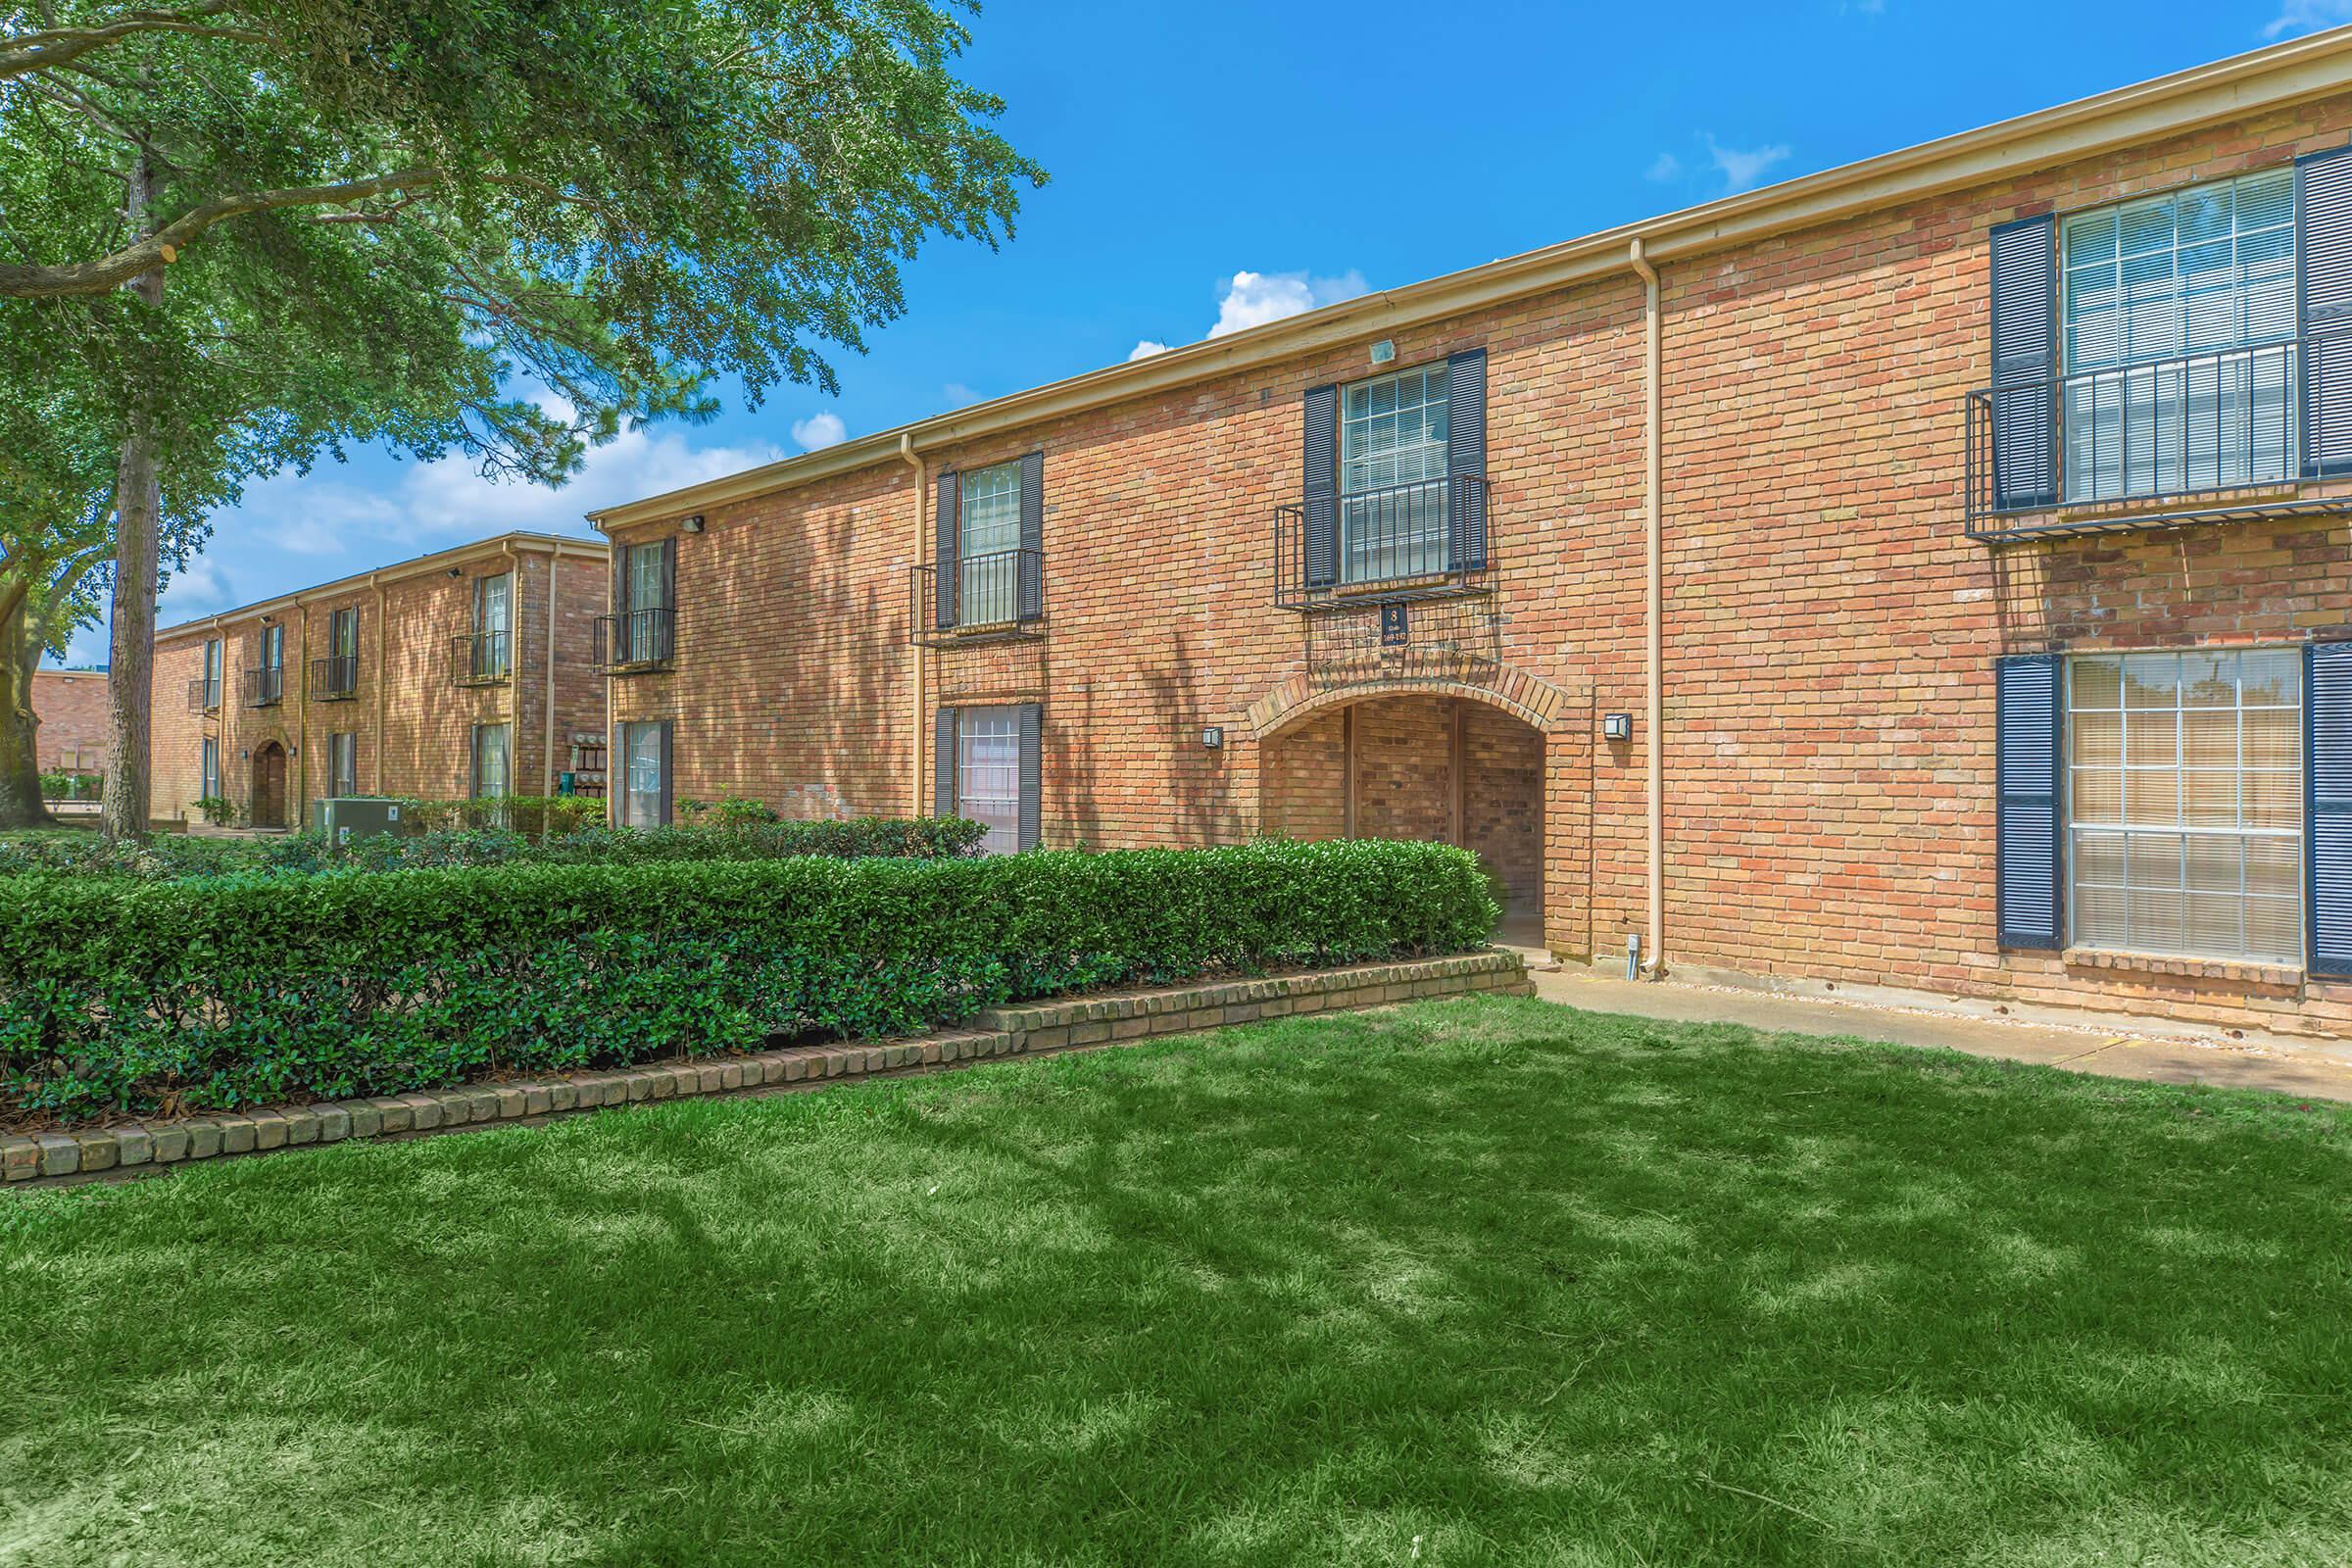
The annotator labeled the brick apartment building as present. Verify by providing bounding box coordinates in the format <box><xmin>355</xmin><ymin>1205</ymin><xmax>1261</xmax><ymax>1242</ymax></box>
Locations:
<box><xmin>589</xmin><ymin>32</ymin><xmax>2352</xmax><ymax>1039</ymax></box>
<box><xmin>152</xmin><ymin>532</ymin><xmax>608</xmax><ymax>828</ymax></box>
<box><xmin>29</xmin><ymin>668</ymin><xmax>108</xmax><ymax>773</ymax></box>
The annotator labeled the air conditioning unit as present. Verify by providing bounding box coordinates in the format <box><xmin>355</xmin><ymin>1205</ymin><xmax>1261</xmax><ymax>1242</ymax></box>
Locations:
<box><xmin>318</xmin><ymin>797</ymin><xmax>406</xmax><ymax>845</ymax></box>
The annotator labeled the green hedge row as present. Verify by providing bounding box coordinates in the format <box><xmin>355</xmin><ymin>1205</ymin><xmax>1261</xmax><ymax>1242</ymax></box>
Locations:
<box><xmin>0</xmin><ymin>816</ymin><xmax>988</xmax><ymax>880</ymax></box>
<box><xmin>0</xmin><ymin>839</ymin><xmax>1496</xmax><ymax>1122</ymax></box>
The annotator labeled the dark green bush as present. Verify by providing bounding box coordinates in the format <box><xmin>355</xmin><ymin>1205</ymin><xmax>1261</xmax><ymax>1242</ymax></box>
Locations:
<box><xmin>0</xmin><ymin>815</ymin><xmax>988</xmax><ymax>880</ymax></box>
<box><xmin>0</xmin><ymin>840</ymin><xmax>1495</xmax><ymax>1121</ymax></box>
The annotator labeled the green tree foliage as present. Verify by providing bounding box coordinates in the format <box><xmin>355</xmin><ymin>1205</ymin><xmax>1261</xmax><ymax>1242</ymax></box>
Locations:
<box><xmin>0</xmin><ymin>0</ymin><xmax>1045</xmax><ymax>835</ymax></box>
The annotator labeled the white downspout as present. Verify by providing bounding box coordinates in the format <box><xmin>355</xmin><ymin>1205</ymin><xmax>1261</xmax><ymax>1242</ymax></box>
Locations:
<box><xmin>1629</xmin><ymin>238</ymin><xmax>1664</xmax><ymax>976</ymax></box>
<box><xmin>899</xmin><ymin>432</ymin><xmax>926</xmax><ymax>817</ymax></box>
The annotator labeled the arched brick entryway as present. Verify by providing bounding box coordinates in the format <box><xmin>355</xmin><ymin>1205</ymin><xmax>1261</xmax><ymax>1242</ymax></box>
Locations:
<box><xmin>1255</xmin><ymin>679</ymin><xmax>1557</xmax><ymax>947</ymax></box>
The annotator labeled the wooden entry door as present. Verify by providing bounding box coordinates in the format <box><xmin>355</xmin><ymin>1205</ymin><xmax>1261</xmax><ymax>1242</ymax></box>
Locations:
<box><xmin>252</xmin><ymin>743</ymin><xmax>287</xmax><ymax>828</ymax></box>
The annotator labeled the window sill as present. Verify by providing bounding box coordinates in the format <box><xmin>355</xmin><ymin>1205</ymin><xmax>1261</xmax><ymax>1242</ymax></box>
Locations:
<box><xmin>2061</xmin><ymin>947</ymin><xmax>2303</xmax><ymax>987</ymax></box>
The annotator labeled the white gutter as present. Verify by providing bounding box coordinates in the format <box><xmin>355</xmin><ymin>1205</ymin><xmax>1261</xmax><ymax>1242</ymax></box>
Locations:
<box><xmin>1628</xmin><ymin>239</ymin><xmax>1664</xmax><ymax>977</ymax></box>
<box><xmin>899</xmin><ymin>432</ymin><xmax>926</xmax><ymax>817</ymax></box>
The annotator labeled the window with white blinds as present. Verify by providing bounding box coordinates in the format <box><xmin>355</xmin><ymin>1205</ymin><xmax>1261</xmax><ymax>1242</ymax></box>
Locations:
<box><xmin>956</xmin><ymin>707</ymin><xmax>1021</xmax><ymax>855</ymax></box>
<box><xmin>2060</xmin><ymin>168</ymin><xmax>2298</xmax><ymax>501</ymax></box>
<box><xmin>2068</xmin><ymin>649</ymin><xmax>2303</xmax><ymax>964</ymax></box>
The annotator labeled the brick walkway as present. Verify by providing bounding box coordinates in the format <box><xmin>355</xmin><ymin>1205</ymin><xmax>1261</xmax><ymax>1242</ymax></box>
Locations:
<box><xmin>1529</xmin><ymin>969</ymin><xmax>2352</xmax><ymax>1104</ymax></box>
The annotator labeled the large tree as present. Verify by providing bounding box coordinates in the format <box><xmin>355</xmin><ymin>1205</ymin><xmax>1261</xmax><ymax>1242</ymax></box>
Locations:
<box><xmin>0</xmin><ymin>0</ymin><xmax>1043</xmax><ymax>836</ymax></box>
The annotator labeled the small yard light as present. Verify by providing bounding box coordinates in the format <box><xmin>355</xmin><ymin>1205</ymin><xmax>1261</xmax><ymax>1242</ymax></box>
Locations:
<box><xmin>1369</xmin><ymin>338</ymin><xmax>1396</xmax><ymax>366</ymax></box>
<box><xmin>681</xmin><ymin>514</ymin><xmax>707</xmax><ymax>534</ymax></box>
<box><xmin>1201</xmin><ymin>726</ymin><xmax>1224</xmax><ymax>750</ymax></box>
<box><xmin>1602</xmin><ymin>712</ymin><xmax>1632</xmax><ymax>742</ymax></box>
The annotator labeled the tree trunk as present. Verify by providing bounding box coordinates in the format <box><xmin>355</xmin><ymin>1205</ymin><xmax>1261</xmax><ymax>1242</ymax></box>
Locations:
<box><xmin>0</xmin><ymin>593</ymin><xmax>51</xmax><ymax>830</ymax></box>
<box><xmin>101</xmin><ymin>156</ymin><xmax>165</xmax><ymax>843</ymax></box>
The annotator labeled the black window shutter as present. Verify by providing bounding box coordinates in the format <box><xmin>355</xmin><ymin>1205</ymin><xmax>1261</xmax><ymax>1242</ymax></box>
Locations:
<box><xmin>611</xmin><ymin>546</ymin><xmax>625</xmax><ymax>616</ymax></box>
<box><xmin>2307</xmin><ymin>641</ymin><xmax>2352</xmax><ymax>975</ymax></box>
<box><xmin>1016</xmin><ymin>702</ymin><xmax>1042</xmax><ymax>852</ymax></box>
<box><xmin>658</xmin><ymin>535</ymin><xmax>678</xmax><ymax>658</ymax></box>
<box><xmin>1446</xmin><ymin>348</ymin><xmax>1489</xmax><ymax>570</ymax></box>
<box><xmin>1302</xmin><ymin>384</ymin><xmax>1339</xmax><ymax>588</ymax></box>
<box><xmin>1018</xmin><ymin>449</ymin><xmax>1045</xmax><ymax>621</ymax></box>
<box><xmin>1995</xmin><ymin>655</ymin><xmax>2064</xmax><ymax>950</ymax></box>
<box><xmin>2300</xmin><ymin>146</ymin><xmax>2352</xmax><ymax>477</ymax></box>
<box><xmin>657</xmin><ymin>719</ymin><xmax>674</xmax><ymax>827</ymax></box>
<box><xmin>935</xmin><ymin>707</ymin><xmax>957</xmax><ymax>818</ymax></box>
<box><xmin>934</xmin><ymin>469</ymin><xmax>959</xmax><ymax>628</ymax></box>
<box><xmin>1988</xmin><ymin>216</ymin><xmax>2057</xmax><ymax>510</ymax></box>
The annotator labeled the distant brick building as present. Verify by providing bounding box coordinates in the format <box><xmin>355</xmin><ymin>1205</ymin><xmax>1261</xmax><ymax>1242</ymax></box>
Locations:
<box><xmin>150</xmin><ymin>532</ymin><xmax>609</xmax><ymax>828</ymax></box>
<box><xmin>590</xmin><ymin>34</ymin><xmax>2352</xmax><ymax>1039</ymax></box>
<box><xmin>29</xmin><ymin>668</ymin><xmax>108</xmax><ymax>773</ymax></box>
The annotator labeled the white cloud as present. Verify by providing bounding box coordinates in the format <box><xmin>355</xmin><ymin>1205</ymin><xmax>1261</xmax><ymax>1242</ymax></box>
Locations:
<box><xmin>1705</xmin><ymin>136</ymin><xmax>1792</xmax><ymax>195</ymax></box>
<box><xmin>157</xmin><ymin>558</ymin><xmax>235</xmax><ymax>622</ymax></box>
<box><xmin>1127</xmin><ymin>340</ymin><xmax>1170</xmax><ymax>362</ymax></box>
<box><xmin>221</xmin><ymin>420</ymin><xmax>788</xmax><ymax>577</ymax></box>
<box><xmin>1208</xmin><ymin>269</ymin><xmax>1369</xmax><ymax>338</ymax></box>
<box><xmin>1644</xmin><ymin>152</ymin><xmax>1684</xmax><ymax>183</ymax></box>
<box><xmin>789</xmin><ymin>411</ymin><xmax>847</xmax><ymax>451</ymax></box>
<box><xmin>2267</xmin><ymin>0</ymin><xmax>2352</xmax><ymax>35</ymax></box>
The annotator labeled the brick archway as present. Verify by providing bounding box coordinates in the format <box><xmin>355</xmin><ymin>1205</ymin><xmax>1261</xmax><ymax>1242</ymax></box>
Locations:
<box><xmin>1246</xmin><ymin>662</ymin><xmax>1573</xmax><ymax>740</ymax></box>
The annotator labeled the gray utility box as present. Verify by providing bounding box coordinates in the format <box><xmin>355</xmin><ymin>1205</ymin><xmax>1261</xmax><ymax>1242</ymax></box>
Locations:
<box><xmin>318</xmin><ymin>797</ymin><xmax>407</xmax><ymax>845</ymax></box>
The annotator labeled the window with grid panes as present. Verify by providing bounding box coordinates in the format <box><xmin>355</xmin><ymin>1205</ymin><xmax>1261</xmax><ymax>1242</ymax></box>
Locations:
<box><xmin>1339</xmin><ymin>366</ymin><xmax>1449</xmax><ymax>583</ymax></box>
<box><xmin>2067</xmin><ymin>649</ymin><xmax>2302</xmax><ymax>964</ymax></box>
<box><xmin>957</xmin><ymin>462</ymin><xmax>1021</xmax><ymax>625</ymax></box>
<box><xmin>2060</xmin><ymin>168</ymin><xmax>2297</xmax><ymax>502</ymax></box>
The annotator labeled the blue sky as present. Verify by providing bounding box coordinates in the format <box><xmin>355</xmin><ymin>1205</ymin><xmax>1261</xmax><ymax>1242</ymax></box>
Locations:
<box><xmin>62</xmin><ymin>0</ymin><xmax>2352</xmax><ymax>663</ymax></box>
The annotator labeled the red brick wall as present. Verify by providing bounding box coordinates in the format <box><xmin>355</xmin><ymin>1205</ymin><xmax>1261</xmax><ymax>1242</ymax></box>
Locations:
<box><xmin>618</xmin><ymin>94</ymin><xmax>2352</xmax><ymax>1038</ymax></box>
<box><xmin>29</xmin><ymin>670</ymin><xmax>108</xmax><ymax>772</ymax></box>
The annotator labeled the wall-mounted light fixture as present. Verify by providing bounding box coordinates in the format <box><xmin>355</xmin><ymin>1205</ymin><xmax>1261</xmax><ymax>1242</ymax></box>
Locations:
<box><xmin>1602</xmin><ymin>712</ymin><xmax>1633</xmax><ymax>742</ymax></box>
<box><xmin>1369</xmin><ymin>338</ymin><xmax>1396</xmax><ymax>366</ymax></box>
<box><xmin>447</xmin><ymin>566</ymin><xmax>464</xmax><ymax>578</ymax></box>
<box><xmin>1201</xmin><ymin>726</ymin><xmax>1224</xmax><ymax>750</ymax></box>
<box><xmin>681</xmin><ymin>514</ymin><xmax>707</xmax><ymax>534</ymax></box>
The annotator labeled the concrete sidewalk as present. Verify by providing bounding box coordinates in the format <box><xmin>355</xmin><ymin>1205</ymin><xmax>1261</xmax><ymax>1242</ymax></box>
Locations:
<box><xmin>1527</xmin><ymin>968</ymin><xmax>2352</xmax><ymax>1103</ymax></box>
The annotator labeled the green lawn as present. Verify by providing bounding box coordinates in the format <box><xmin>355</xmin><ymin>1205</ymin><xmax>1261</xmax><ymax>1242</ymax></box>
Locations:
<box><xmin>5</xmin><ymin>997</ymin><xmax>2351</xmax><ymax>1566</ymax></box>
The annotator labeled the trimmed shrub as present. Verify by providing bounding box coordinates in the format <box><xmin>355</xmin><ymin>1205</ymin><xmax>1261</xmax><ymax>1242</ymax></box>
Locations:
<box><xmin>0</xmin><ymin>839</ymin><xmax>1496</xmax><ymax>1121</ymax></box>
<box><xmin>0</xmin><ymin>815</ymin><xmax>988</xmax><ymax>880</ymax></box>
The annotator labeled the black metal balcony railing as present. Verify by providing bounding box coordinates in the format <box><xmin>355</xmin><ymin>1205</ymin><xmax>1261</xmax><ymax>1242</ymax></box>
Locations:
<box><xmin>451</xmin><ymin>629</ymin><xmax>512</xmax><ymax>686</ymax></box>
<box><xmin>909</xmin><ymin>547</ymin><xmax>1045</xmax><ymax>646</ymax></box>
<box><xmin>1274</xmin><ymin>473</ymin><xmax>1490</xmax><ymax>612</ymax></box>
<box><xmin>591</xmin><ymin>607</ymin><xmax>676</xmax><ymax>671</ymax></box>
<box><xmin>1965</xmin><ymin>334</ymin><xmax>2342</xmax><ymax>537</ymax></box>
<box><xmin>240</xmin><ymin>666</ymin><xmax>283</xmax><ymax>709</ymax></box>
<box><xmin>186</xmin><ymin>676</ymin><xmax>221</xmax><ymax>713</ymax></box>
<box><xmin>310</xmin><ymin>654</ymin><xmax>360</xmax><ymax>702</ymax></box>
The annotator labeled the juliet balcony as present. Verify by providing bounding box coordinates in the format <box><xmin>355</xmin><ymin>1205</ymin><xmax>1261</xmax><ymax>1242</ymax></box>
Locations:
<box><xmin>310</xmin><ymin>654</ymin><xmax>359</xmax><ymax>702</ymax></box>
<box><xmin>1273</xmin><ymin>473</ymin><xmax>1491</xmax><ymax>612</ymax></box>
<box><xmin>592</xmin><ymin>607</ymin><xmax>676</xmax><ymax>673</ymax></box>
<box><xmin>241</xmin><ymin>665</ymin><xmax>284</xmax><ymax>709</ymax></box>
<box><xmin>451</xmin><ymin>629</ymin><xmax>512</xmax><ymax>687</ymax></box>
<box><xmin>1964</xmin><ymin>333</ymin><xmax>2350</xmax><ymax>541</ymax></box>
<box><xmin>909</xmin><ymin>547</ymin><xmax>1045</xmax><ymax>647</ymax></box>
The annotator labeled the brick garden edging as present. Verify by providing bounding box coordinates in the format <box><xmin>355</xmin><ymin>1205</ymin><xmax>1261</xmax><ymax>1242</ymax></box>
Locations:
<box><xmin>2</xmin><ymin>952</ymin><xmax>1530</xmax><ymax>1187</ymax></box>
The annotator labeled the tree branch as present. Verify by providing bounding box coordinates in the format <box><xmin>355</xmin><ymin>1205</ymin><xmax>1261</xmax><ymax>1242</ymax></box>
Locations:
<box><xmin>0</xmin><ymin>167</ymin><xmax>445</xmax><ymax>297</ymax></box>
<box><xmin>0</xmin><ymin>2</ymin><xmax>266</xmax><ymax>81</ymax></box>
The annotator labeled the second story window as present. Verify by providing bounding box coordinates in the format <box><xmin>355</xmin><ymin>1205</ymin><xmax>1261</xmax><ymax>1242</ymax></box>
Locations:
<box><xmin>958</xmin><ymin>462</ymin><xmax>1022</xmax><ymax>625</ymax></box>
<box><xmin>196</xmin><ymin>637</ymin><xmax>223</xmax><ymax>710</ymax></box>
<box><xmin>1341</xmin><ymin>366</ymin><xmax>1450</xmax><ymax>583</ymax></box>
<box><xmin>245</xmin><ymin>625</ymin><xmax>283</xmax><ymax>707</ymax></box>
<box><xmin>2061</xmin><ymin>167</ymin><xmax>2296</xmax><ymax>503</ymax></box>
<box><xmin>618</xmin><ymin>540</ymin><xmax>675</xmax><ymax>665</ymax></box>
<box><xmin>1283</xmin><ymin>351</ymin><xmax>1485</xmax><ymax>610</ymax></box>
<box><xmin>318</xmin><ymin>607</ymin><xmax>360</xmax><ymax>699</ymax></box>
<box><xmin>474</xmin><ymin>572</ymin><xmax>512</xmax><ymax>679</ymax></box>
